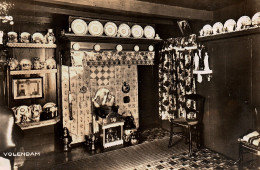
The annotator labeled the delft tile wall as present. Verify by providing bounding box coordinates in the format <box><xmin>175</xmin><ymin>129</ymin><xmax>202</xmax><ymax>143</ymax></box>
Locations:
<box><xmin>62</xmin><ymin>51</ymin><xmax>148</xmax><ymax>144</ymax></box>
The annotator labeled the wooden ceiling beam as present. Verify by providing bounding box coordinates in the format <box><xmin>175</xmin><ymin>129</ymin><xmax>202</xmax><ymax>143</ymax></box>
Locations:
<box><xmin>31</xmin><ymin>0</ymin><xmax>213</xmax><ymax>21</ymax></box>
<box><xmin>13</xmin><ymin>2</ymin><xmax>176</xmax><ymax>25</ymax></box>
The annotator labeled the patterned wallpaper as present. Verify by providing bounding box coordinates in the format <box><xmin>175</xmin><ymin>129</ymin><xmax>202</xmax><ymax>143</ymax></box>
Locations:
<box><xmin>62</xmin><ymin>51</ymin><xmax>140</xmax><ymax>144</ymax></box>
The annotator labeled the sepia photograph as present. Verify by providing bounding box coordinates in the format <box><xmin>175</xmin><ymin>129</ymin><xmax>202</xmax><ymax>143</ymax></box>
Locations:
<box><xmin>0</xmin><ymin>0</ymin><xmax>259</xmax><ymax>170</ymax></box>
<box><xmin>12</xmin><ymin>78</ymin><xmax>43</xmax><ymax>99</ymax></box>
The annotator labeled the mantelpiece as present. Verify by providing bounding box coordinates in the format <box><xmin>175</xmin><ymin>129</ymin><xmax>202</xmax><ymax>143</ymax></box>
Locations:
<box><xmin>60</xmin><ymin>33</ymin><xmax>162</xmax><ymax>44</ymax></box>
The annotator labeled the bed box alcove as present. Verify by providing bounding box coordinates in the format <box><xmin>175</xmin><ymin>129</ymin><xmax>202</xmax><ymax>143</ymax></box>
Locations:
<box><xmin>58</xmin><ymin>31</ymin><xmax>162</xmax><ymax>144</ymax></box>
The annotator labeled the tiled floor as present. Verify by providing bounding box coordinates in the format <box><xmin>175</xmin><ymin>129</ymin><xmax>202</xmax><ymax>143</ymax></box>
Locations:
<box><xmin>18</xmin><ymin>128</ymin><xmax>259</xmax><ymax>170</ymax></box>
<box><xmin>20</xmin><ymin>128</ymin><xmax>170</xmax><ymax>170</ymax></box>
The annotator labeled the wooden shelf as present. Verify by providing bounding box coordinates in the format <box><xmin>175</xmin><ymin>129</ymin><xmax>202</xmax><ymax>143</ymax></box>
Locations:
<box><xmin>193</xmin><ymin>70</ymin><xmax>212</xmax><ymax>74</ymax></box>
<box><xmin>10</xmin><ymin>69</ymin><xmax>57</xmax><ymax>75</ymax></box>
<box><xmin>198</xmin><ymin>26</ymin><xmax>260</xmax><ymax>42</ymax></box>
<box><xmin>7</xmin><ymin>43</ymin><xmax>57</xmax><ymax>48</ymax></box>
<box><xmin>17</xmin><ymin>116</ymin><xmax>60</xmax><ymax>130</ymax></box>
<box><xmin>60</xmin><ymin>33</ymin><xmax>163</xmax><ymax>44</ymax></box>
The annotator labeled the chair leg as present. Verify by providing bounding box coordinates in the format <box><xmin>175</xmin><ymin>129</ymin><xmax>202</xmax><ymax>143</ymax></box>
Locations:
<box><xmin>238</xmin><ymin>143</ymin><xmax>243</xmax><ymax>169</ymax></box>
<box><xmin>168</xmin><ymin>120</ymin><xmax>173</xmax><ymax>147</ymax></box>
<box><xmin>188</xmin><ymin>125</ymin><xmax>192</xmax><ymax>156</ymax></box>
<box><xmin>196</xmin><ymin>126</ymin><xmax>201</xmax><ymax>148</ymax></box>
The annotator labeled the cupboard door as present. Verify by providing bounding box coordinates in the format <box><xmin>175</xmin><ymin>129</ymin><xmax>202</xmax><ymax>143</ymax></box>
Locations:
<box><xmin>200</xmin><ymin>37</ymin><xmax>253</xmax><ymax>159</ymax></box>
<box><xmin>224</xmin><ymin>38</ymin><xmax>253</xmax><ymax>158</ymax></box>
<box><xmin>252</xmin><ymin>35</ymin><xmax>260</xmax><ymax>130</ymax></box>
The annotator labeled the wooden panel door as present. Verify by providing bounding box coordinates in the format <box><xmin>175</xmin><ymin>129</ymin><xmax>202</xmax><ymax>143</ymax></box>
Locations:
<box><xmin>198</xmin><ymin>37</ymin><xmax>253</xmax><ymax>159</ymax></box>
<box><xmin>223</xmin><ymin>37</ymin><xmax>253</xmax><ymax>158</ymax></box>
<box><xmin>252</xmin><ymin>35</ymin><xmax>260</xmax><ymax>131</ymax></box>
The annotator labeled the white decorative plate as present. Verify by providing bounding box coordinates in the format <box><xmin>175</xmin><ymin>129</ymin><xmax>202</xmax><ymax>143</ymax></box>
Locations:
<box><xmin>148</xmin><ymin>45</ymin><xmax>154</xmax><ymax>51</ymax></box>
<box><xmin>252</xmin><ymin>12</ymin><xmax>260</xmax><ymax>26</ymax></box>
<box><xmin>118</xmin><ymin>24</ymin><xmax>131</xmax><ymax>38</ymax></box>
<box><xmin>32</xmin><ymin>33</ymin><xmax>44</xmax><ymax>43</ymax></box>
<box><xmin>144</xmin><ymin>25</ymin><xmax>155</xmax><ymax>39</ymax></box>
<box><xmin>202</xmin><ymin>24</ymin><xmax>213</xmax><ymax>36</ymax></box>
<box><xmin>88</xmin><ymin>21</ymin><xmax>103</xmax><ymax>36</ymax></box>
<box><xmin>45</xmin><ymin>58</ymin><xmax>56</xmax><ymax>69</ymax></box>
<box><xmin>134</xmin><ymin>45</ymin><xmax>139</xmax><ymax>52</ymax></box>
<box><xmin>224</xmin><ymin>19</ymin><xmax>236</xmax><ymax>32</ymax></box>
<box><xmin>94</xmin><ymin>44</ymin><xmax>101</xmax><ymax>51</ymax></box>
<box><xmin>237</xmin><ymin>16</ymin><xmax>251</xmax><ymax>30</ymax></box>
<box><xmin>131</xmin><ymin>25</ymin><xmax>143</xmax><ymax>38</ymax></box>
<box><xmin>71</xmin><ymin>19</ymin><xmax>88</xmax><ymax>35</ymax></box>
<box><xmin>213</xmin><ymin>22</ymin><xmax>224</xmax><ymax>34</ymax></box>
<box><xmin>104</xmin><ymin>22</ymin><xmax>117</xmax><ymax>37</ymax></box>
<box><xmin>116</xmin><ymin>44</ymin><xmax>123</xmax><ymax>51</ymax></box>
<box><xmin>72</xmin><ymin>43</ymin><xmax>80</xmax><ymax>51</ymax></box>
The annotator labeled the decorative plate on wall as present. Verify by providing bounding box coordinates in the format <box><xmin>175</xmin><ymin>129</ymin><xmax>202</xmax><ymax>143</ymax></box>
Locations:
<box><xmin>236</xmin><ymin>16</ymin><xmax>251</xmax><ymax>30</ymax></box>
<box><xmin>118</xmin><ymin>24</ymin><xmax>131</xmax><ymax>38</ymax></box>
<box><xmin>71</xmin><ymin>19</ymin><xmax>88</xmax><ymax>35</ymax></box>
<box><xmin>202</xmin><ymin>24</ymin><xmax>213</xmax><ymax>36</ymax></box>
<box><xmin>252</xmin><ymin>12</ymin><xmax>260</xmax><ymax>26</ymax></box>
<box><xmin>88</xmin><ymin>21</ymin><xmax>103</xmax><ymax>36</ymax></box>
<box><xmin>224</xmin><ymin>19</ymin><xmax>236</xmax><ymax>32</ymax></box>
<box><xmin>104</xmin><ymin>22</ymin><xmax>117</xmax><ymax>37</ymax></box>
<box><xmin>212</xmin><ymin>22</ymin><xmax>224</xmax><ymax>34</ymax></box>
<box><xmin>144</xmin><ymin>26</ymin><xmax>155</xmax><ymax>39</ymax></box>
<box><xmin>131</xmin><ymin>25</ymin><xmax>143</xmax><ymax>38</ymax></box>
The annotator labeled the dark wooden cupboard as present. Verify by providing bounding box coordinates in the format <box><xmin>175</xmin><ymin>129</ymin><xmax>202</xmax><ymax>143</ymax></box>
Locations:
<box><xmin>197</xmin><ymin>32</ymin><xmax>258</xmax><ymax>159</ymax></box>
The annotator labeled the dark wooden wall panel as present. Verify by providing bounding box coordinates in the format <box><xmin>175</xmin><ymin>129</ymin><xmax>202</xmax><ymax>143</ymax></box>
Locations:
<box><xmin>197</xmin><ymin>36</ymin><xmax>255</xmax><ymax>159</ymax></box>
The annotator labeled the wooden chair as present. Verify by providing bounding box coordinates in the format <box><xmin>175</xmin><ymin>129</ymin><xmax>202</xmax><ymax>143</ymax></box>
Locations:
<box><xmin>168</xmin><ymin>94</ymin><xmax>205</xmax><ymax>156</ymax></box>
<box><xmin>0</xmin><ymin>106</ymin><xmax>24</xmax><ymax>170</ymax></box>
<box><xmin>236</xmin><ymin>132</ymin><xmax>260</xmax><ymax>169</ymax></box>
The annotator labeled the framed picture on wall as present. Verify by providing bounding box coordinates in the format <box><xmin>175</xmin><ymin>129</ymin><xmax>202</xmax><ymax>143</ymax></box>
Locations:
<box><xmin>12</xmin><ymin>77</ymin><xmax>43</xmax><ymax>99</ymax></box>
<box><xmin>177</xmin><ymin>20</ymin><xmax>192</xmax><ymax>36</ymax></box>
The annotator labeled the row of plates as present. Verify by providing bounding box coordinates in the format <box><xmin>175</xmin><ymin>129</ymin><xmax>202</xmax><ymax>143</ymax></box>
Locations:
<box><xmin>71</xmin><ymin>19</ymin><xmax>156</xmax><ymax>39</ymax></box>
<box><xmin>200</xmin><ymin>12</ymin><xmax>260</xmax><ymax>36</ymax></box>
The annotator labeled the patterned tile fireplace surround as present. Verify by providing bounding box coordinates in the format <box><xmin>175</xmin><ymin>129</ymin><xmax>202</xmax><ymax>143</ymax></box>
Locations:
<box><xmin>61</xmin><ymin>50</ymin><xmax>154</xmax><ymax>144</ymax></box>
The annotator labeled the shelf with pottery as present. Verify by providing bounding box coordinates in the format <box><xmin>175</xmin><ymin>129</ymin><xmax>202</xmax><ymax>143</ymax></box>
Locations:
<box><xmin>16</xmin><ymin>116</ymin><xmax>60</xmax><ymax>130</ymax></box>
<box><xmin>60</xmin><ymin>33</ymin><xmax>162</xmax><ymax>44</ymax></box>
<box><xmin>10</xmin><ymin>69</ymin><xmax>57</xmax><ymax>75</ymax></box>
<box><xmin>7</xmin><ymin>43</ymin><xmax>57</xmax><ymax>48</ymax></box>
<box><xmin>198</xmin><ymin>26</ymin><xmax>260</xmax><ymax>42</ymax></box>
<box><xmin>193</xmin><ymin>70</ymin><xmax>213</xmax><ymax>74</ymax></box>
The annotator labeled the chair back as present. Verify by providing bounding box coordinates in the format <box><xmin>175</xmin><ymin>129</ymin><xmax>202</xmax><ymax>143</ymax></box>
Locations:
<box><xmin>185</xmin><ymin>94</ymin><xmax>205</xmax><ymax>123</ymax></box>
<box><xmin>0</xmin><ymin>106</ymin><xmax>24</xmax><ymax>154</ymax></box>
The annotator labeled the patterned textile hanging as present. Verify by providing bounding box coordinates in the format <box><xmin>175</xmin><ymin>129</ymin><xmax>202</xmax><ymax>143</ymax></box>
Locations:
<box><xmin>158</xmin><ymin>35</ymin><xmax>197</xmax><ymax>121</ymax></box>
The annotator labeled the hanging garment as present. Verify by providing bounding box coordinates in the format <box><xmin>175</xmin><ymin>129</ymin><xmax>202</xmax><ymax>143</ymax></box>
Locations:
<box><xmin>158</xmin><ymin>35</ymin><xmax>197</xmax><ymax>121</ymax></box>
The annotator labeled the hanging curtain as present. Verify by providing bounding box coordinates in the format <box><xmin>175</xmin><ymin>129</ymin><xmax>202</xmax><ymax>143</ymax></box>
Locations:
<box><xmin>158</xmin><ymin>35</ymin><xmax>197</xmax><ymax>121</ymax></box>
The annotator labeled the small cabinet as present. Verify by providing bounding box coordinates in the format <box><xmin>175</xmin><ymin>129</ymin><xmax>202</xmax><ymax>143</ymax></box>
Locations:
<box><xmin>5</xmin><ymin>43</ymin><xmax>60</xmax><ymax>130</ymax></box>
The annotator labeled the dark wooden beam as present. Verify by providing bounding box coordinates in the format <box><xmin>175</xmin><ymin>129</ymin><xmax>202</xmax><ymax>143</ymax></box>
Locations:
<box><xmin>32</xmin><ymin>0</ymin><xmax>213</xmax><ymax>21</ymax></box>
<box><xmin>13</xmin><ymin>2</ymin><xmax>176</xmax><ymax>25</ymax></box>
<box><xmin>13</xmin><ymin>15</ymin><xmax>53</xmax><ymax>24</ymax></box>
